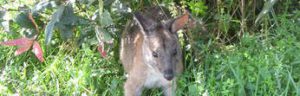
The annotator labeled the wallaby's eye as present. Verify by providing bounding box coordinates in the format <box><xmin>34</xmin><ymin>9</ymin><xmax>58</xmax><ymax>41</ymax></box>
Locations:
<box><xmin>152</xmin><ymin>51</ymin><xmax>158</xmax><ymax>58</ymax></box>
<box><xmin>172</xmin><ymin>48</ymin><xmax>178</xmax><ymax>56</ymax></box>
<box><xmin>172</xmin><ymin>51</ymin><xmax>177</xmax><ymax>56</ymax></box>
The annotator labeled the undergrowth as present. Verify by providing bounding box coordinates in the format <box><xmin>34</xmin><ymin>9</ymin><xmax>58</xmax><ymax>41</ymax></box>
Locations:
<box><xmin>0</xmin><ymin>0</ymin><xmax>300</xmax><ymax>95</ymax></box>
<box><xmin>1</xmin><ymin>14</ymin><xmax>299</xmax><ymax>95</ymax></box>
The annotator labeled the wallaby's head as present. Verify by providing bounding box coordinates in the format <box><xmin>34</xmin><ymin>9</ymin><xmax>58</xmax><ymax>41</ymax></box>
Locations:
<box><xmin>134</xmin><ymin>12</ymin><xmax>188</xmax><ymax>81</ymax></box>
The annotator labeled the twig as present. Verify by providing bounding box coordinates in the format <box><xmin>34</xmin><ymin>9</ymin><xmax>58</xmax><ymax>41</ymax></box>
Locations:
<box><xmin>28</xmin><ymin>12</ymin><xmax>40</xmax><ymax>39</ymax></box>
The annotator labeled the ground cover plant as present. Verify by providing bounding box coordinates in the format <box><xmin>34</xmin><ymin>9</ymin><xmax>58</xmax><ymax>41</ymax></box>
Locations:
<box><xmin>0</xmin><ymin>0</ymin><xmax>299</xmax><ymax>95</ymax></box>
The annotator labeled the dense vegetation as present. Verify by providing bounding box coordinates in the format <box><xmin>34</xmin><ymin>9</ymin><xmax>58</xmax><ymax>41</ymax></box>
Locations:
<box><xmin>0</xmin><ymin>0</ymin><xmax>299</xmax><ymax>95</ymax></box>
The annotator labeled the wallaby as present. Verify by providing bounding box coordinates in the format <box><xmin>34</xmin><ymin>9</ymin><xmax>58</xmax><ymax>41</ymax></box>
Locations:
<box><xmin>120</xmin><ymin>6</ymin><xmax>189</xmax><ymax>96</ymax></box>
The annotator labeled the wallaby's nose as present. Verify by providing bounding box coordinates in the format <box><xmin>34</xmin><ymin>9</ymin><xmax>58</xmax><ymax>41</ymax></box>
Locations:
<box><xmin>163</xmin><ymin>69</ymin><xmax>174</xmax><ymax>81</ymax></box>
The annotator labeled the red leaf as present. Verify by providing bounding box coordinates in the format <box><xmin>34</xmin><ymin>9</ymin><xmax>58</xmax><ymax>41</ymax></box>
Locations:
<box><xmin>0</xmin><ymin>37</ymin><xmax>33</xmax><ymax>46</ymax></box>
<box><xmin>14</xmin><ymin>45</ymin><xmax>32</xmax><ymax>56</ymax></box>
<box><xmin>32</xmin><ymin>41</ymin><xmax>44</xmax><ymax>62</ymax></box>
<box><xmin>97</xmin><ymin>45</ymin><xmax>107</xmax><ymax>58</ymax></box>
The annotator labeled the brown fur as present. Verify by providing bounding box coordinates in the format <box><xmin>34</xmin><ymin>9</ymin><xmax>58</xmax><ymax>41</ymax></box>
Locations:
<box><xmin>120</xmin><ymin>6</ymin><xmax>188</xmax><ymax>96</ymax></box>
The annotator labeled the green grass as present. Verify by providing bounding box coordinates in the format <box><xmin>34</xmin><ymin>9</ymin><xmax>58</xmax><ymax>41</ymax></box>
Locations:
<box><xmin>0</xmin><ymin>36</ymin><xmax>124</xmax><ymax>95</ymax></box>
<box><xmin>199</xmin><ymin>16</ymin><xmax>300</xmax><ymax>95</ymax></box>
<box><xmin>1</xmin><ymin>11</ymin><xmax>300</xmax><ymax>96</ymax></box>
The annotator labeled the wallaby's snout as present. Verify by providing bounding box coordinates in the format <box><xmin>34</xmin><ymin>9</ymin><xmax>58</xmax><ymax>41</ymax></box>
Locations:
<box><xmin>163</xmin><ymin>69</ymin><xmax>174</xmax><ymax>80</ymax></box>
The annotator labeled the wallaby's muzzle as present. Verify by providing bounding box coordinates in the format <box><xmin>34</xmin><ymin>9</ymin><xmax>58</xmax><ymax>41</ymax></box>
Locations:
<box><xmin>163</xmin><ymin>69</ymin><xmax>174</xmax><ymax>80</ymax></box>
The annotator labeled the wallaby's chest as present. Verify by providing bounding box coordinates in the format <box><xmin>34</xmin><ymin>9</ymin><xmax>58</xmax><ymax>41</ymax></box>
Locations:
<box><xmin>143</xmin><ymin>68</ymin><xmax>170</xmax><ymax>88</ymax></box>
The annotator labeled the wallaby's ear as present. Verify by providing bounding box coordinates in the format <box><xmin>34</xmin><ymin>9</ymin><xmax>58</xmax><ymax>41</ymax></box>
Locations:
<box><xmin>171</xmin><ymin>13</ymin><xmax>189</xmax><ymax>33</ymax></box>
<box><xmin>134</xmin><ymin>12</ymin><xmax>156</xmax><ymax>36</ymax></box>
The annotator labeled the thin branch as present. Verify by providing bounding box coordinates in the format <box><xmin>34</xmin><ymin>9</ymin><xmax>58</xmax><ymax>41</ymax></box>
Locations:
<box><xmin>28</xmin><ymin>12</ymin><xmax>40</xmax><ymax>39</ymax></box>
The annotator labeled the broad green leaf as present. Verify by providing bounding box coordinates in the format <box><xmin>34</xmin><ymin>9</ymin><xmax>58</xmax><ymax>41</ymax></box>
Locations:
<box><xmin>32</xmin><ymin>1</ymin><xmax>50</xmax><ymax>13</ymax></box>
<box><xmin>95</xmin><ymin>26</ymin><xmax>113</xmax><ymax>44</ymax></box>
<box><xmin>88</xmin><ymin>0</ymin><xmax>96</xmax><ymax>6</ymax></box>
<box><xmin>45</xmin><ymin>21</ymin><xmax>56</xmax><ymax>45</ymax></box>
<box><xmin>255</xmin><ymin>0</ymin><xmax>278</xmax><ymax>24</ymax></box>
<box><xmin>60</xmin><ymin>4</ymin><xmax>76</xmax><ymax>25</ymax></box>
<box><xmin>45</xmin><ymin>5</ymin><xmax>65</xmax><ymax>45</ymax></box>
<box><xmin>15</xmin><ymin>12</ymin><xmax>35</xmax><ymax>29</ymax></box>
<box><xmin>99</xmin><ymin>10</ymin><xmax>114</xmax><ymax>27</ymax></box>
<box><xmin>55</xmin><ymin>4</ymin><xmax>76</xmax><ymax>40</ymax></box>
<box><xmin>57</xmin><ymin>23</ymin><xmax>73</xmax><ymax>40</ymax></box>
<box><xmin>52</xmin><ymin>5</ymin><xmax>65</xmax><ymax>23</ymax></box>
<box><xmin>77</xmin><ymin>25</ymin><xmax>93</xmax><ymax>45</ymax></box>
